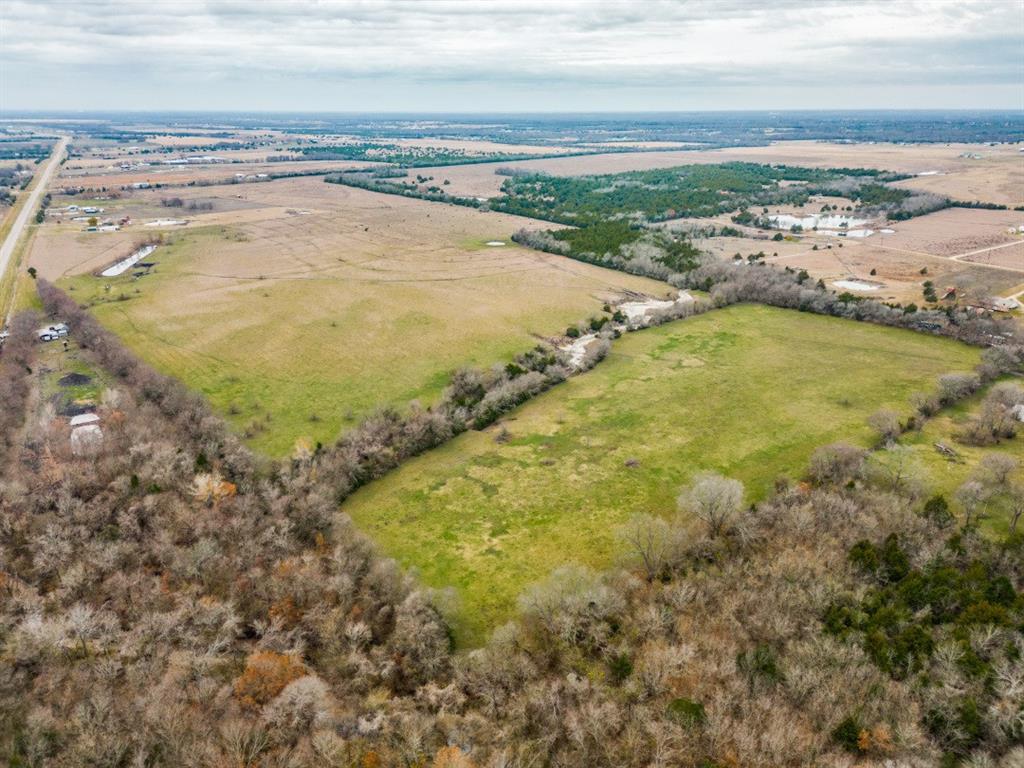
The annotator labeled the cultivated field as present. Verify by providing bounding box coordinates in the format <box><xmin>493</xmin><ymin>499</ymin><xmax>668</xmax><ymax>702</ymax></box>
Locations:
<box><xmin>341</xmin><ymin>304</ymin><xmax>982</xmax><ymax>645</ymax></box>
<box><xmin>349</xmin><ymin>137</ymin><xmax>573</xmax><ymax>155</ymax></box>
<box><xmin>962</xmin><ymin>242</ymin><xmax>1024</xmax><ymax>270</ymax></box>
<box><xmin>47</xmin><ymin>178</ymin><xmax>666</xmax><ymax>455</ymax></box>
<box><xmin>57</xmin><ymin>159</ymin><xmax>380</xmax><ymax>189</ymax></box>
<box><xmin>876</xmin><ymin>207</ymin><xmax>1023</xmax><ymax>257</ymax></box>
<box><xmin>394</xmin><ymin>140</ymin><xmax>1024</xmax><ymax>203</ymax></box>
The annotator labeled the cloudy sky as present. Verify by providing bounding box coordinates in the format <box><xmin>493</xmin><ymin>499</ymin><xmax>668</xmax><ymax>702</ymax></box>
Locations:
<box><xmin>1</xmin><ymin>0</ymin><xmax>1021</xmax><ymax>112</ymax></box>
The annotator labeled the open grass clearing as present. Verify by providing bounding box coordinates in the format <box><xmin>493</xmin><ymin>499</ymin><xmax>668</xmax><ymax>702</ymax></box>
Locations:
<box><xmin>54</xmin><ymin>179</ymin><xmax>665</xmax><ymax>455</ymax></box>
<box><xmin>341</xmin><ymin>304</ymin><xmax>981</xmax><ymax>645</ymax></box>
<box><xmin>898</xmin><ymin>387</ymin><xmax>1024</xmax><ymax>538</ymax></box>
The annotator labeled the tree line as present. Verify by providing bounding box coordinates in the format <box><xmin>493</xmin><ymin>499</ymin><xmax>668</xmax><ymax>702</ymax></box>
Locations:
<box><xmin>4</xmin><ymin>278</ymin><xmax>1022</xmax><ymax>764</ymax></box>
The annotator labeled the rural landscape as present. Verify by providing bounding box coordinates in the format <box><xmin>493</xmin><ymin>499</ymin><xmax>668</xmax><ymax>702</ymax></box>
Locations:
<box><xmin>1</xmin><ymin>1</ymin><xmax>1023</xmax><ymax>766</ymax></box>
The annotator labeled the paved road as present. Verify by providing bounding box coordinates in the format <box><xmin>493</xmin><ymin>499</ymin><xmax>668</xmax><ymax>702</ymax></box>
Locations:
<box><xmin>0</xmin><ymin>136</ymin><xmax>67</xmax><ymax>324</ymax></box>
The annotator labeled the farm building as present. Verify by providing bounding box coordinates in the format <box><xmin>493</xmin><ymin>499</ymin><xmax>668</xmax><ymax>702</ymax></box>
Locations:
<box><xmin>37</xmin><ymin>323</ymin><xmax>68</xmax><ymax>342</ymax></box>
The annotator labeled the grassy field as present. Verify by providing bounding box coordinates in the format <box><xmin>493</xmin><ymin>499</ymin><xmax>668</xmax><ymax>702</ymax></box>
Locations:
<box><xmin>342</xmin><ymin>304</ymin><xmax>981</xmax><ymax>646</ymax></box>
<box><xmin>54</xmin><ymin>179</ymin><xmax>665</xmax><ymax>455</ymax></box>
<box><xmin>899</xmin><ymin>387</ymin><xmax>1024</xmax><ymax>538</ymax></box>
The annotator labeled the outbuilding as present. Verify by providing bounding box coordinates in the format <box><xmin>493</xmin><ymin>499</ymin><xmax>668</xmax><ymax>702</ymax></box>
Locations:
<box><xmin>37</xmin><ymin>323</ymin><xmax>69</xmax><ymax>342</ymax></box>
<box><xmin>70</xmin><ymin>412</ymin><xmax>103</xmax><ymax>455</ymax></box>
<box><xmin>70</xmin><ymin>413</ymin><xmax>100</xmax><ymax>427</ymax></box>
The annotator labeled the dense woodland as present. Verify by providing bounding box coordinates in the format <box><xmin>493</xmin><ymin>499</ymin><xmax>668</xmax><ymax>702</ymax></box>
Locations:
<box><xmin>512</xmin><ymin>223</ymin><xmax>702</xmax><ymax>280</ymax></box>
<box><xmin>489</xmin><ymin>163</ymin><xmax>903</xmax><ymax>225</ymax></box>
<box><xmin>1</xmin><ymin>270</ymin><xmax>1022</xmax><ymax>766</ymax></box>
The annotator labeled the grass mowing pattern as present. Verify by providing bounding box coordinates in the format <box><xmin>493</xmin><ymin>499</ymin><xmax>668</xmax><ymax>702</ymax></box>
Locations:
<box><xmin>342</xmin><ymin>304</ymin><xmax>981</xmax><ymax>646</ymax></box>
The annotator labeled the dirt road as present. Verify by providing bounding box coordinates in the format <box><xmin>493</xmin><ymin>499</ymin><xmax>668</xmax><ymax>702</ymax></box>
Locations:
<box><xmin>1</xmin><ymin>136</ymin><xmax>67</xmax><ymax>324</ymax></box>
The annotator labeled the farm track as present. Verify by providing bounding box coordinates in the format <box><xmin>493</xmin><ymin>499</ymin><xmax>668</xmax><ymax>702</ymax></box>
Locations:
<box><xmin>951</xmin><ymin>239</ymin><xmax>1024</xmax><ymax>262</ymax></box>
<box><xmin>872</xmin><ymin>242</ymin><xmax>1024</xmax><ymax>274</ymax></box>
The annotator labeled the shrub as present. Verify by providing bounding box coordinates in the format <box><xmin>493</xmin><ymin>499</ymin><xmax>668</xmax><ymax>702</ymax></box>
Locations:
<box><xmin>808</xmin><ymin>442</ymin><xmax>866</xmax><ymax>486</ymax></box>
<box><xmin>262</xmin><ymin>675</ymin><xmax>332</xmax><ymax>735</ymax></box>
<box><xmin>832</xmin><ymin>716</ymin><xmax>866</xmax><ymax>754</ymax></box>
<box><xmin>608</xmin><ymin>652</ymin><xmax>633</xmax><ymax>684</ymax></box>
<box><xmin>234</xmin><ymin>652</ymin><xmax>308</xmax><ymax>710</ymax></box>
<box><xmin>922</xmin><ymin>495</ymin><xmax>954</xmax><ymax>528</ymax></box>
<box><xmin>667</xmin><ymin>698</ymin><xmax>706</xmax><ymax>727</ymax></box>
<box><xmin>677</xmin><ymin>471</ymin><xmax>744</xmax><ymax>538</ymax></box>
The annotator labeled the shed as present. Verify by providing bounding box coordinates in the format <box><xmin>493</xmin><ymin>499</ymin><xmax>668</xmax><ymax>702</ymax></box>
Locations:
<box><xmin>70</xmin><ymin>412</ymin><xmax>100</xmax><ymax>427</ymax></box>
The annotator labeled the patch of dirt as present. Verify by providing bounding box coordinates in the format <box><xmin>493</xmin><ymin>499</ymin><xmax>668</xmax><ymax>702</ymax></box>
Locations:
<box><xmin>58</xmin><ymin>372</ymin><xmax>92</xmax><ymax>387</ymax></box>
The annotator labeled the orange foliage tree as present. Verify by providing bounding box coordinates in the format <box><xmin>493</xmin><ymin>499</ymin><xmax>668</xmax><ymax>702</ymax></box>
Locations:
<box><xmin>233</xmin><ymin>651</ymin><xmax>307</xmax><ymax>710</ymax></box>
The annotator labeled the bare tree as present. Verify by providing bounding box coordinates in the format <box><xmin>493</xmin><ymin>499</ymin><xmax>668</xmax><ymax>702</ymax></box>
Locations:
<box><xmin>677</xmin><ymin>471</ymin><xmax>744</xmax><ymax>538</ymax></box>
<box><xmin>976</xmin><ymin>454</ymin><xmax>1019</xmax><ymax>490</ymax></box>
<box><xmin>961</xmin><ymin>399</ymin><xmax>1018</xmax><ymax>446</ymax></box>
<box><xmin>617</xmin><ymin>514</ymin><xmax>676</xmax><ymax>580</ymax></box>
<box><xmin>1008</xmin><ymin>484</ymin><xmax>1024</xmax><ymax>534</ymax></box>
<box><xmin>868</xmin><ymin>445</ymin><xmax>924</xmax><ymax>498</ymax></box>
<box><xmin>808</xmin><ymin>442</ymin><xmax>867</xmax><ymax>486</ymax></box>
<box><xmin>867</xmin><ymin>409</ymin><xmax>902</xmax><ymax>446</ymax></box>
<box><xmin>910</xmin><ymin>391</ymin><xmax>940</xmax><ymax>418</ymax></box>
<box><xmin>955</xmin><ymin>480</ymin><xmax>990</xmax><ymax>529</ymax></box>
<box><xmin>937</xmin><ymin>373</ymin><xmax>981</xmax><ymax>406</ymax></box>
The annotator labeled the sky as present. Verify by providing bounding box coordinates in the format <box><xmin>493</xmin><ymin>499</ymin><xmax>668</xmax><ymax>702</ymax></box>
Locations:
<box><xmin>1</xmin><ymin>0</ymin><xmax>1021</xmax><ymax>112</ymax></box>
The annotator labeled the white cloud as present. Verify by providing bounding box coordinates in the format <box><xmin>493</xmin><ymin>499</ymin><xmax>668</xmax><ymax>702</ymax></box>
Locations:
<box><xmin>1</xmin><ymin>0</ymin><xmax>1020</xmax><ymax>110</ymax></box>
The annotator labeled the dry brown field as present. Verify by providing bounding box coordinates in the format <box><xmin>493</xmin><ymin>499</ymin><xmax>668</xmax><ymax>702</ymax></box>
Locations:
<box><xmin>35</xmin><ymin>177</ymin><xmax>666</xmax><ymax>455</ymax></box>
<box><xmin>54</xmin><ymin>159</ymin><xmax>378</xmax><ymax>189</ymax></box>
<box><xmin>961</xmin><ymin>242</ymin><xmax>1024</xmax><ymax>270</ymax></box>
<box><xmin>761</xmin><ymin>236</ymin><xmax>1022</xmax><ymax>304</ymax></box>
<box><xmin>364</xmin><ymin>137</ymin><xmax>573</xmax><ymax>155</ymax></box>
<box><xmin>874</xmin><ymin>208</ymin><xmax>1023</xmax><ymax>257</ymax></box>
<box><xmin>581</xmin><ymin>141</ymin><xmax>702</xmax><ymax>149</ymax></box>
<box><xmin>893</xmin><ymin>165</ymin><xmax>1023</xmax><ymax>207</ymax></box>
<box><xmin>142</xmin><ymin>135</ymin><xmax>246</xmax><ymax>147</ymax></box>
<box><xmin>396</xmin><ymin>140</ymin><xmax>1023</xmax><ymax>203</ymax></box>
